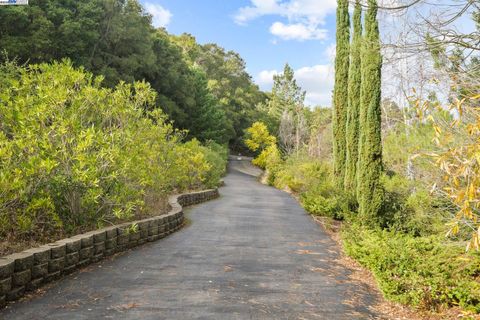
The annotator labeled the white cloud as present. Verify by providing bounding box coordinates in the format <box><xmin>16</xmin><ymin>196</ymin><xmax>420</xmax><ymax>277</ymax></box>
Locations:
<box><xmin>257</xmin><ymin>69</ymin><xmax>279</xmax><ymax>86</ymax></box>
<box><xmin>235</xmin><ymin>0</ymin><xmax>336</xmax><ymax>25</ymax></box>
<box><xmin>255</xmin><ymin>63</ymin><xmax>334</xmax><ymax>107</ymax></box>
<box><xmin>234</xmin><ymin>0</ymin><xmax>282</xmax><ymax>25</ymax></box>
<box><xmin>296</xmin><ymin>64</ymin><xmax>334</xmax><ymax>106</ymax></box>
<box><xmin>144</xmin><ymin>3</ymin><xmax>172</xmax><ymax>28</ymax></box>
<box><xmin>324</xmin><ymin>43</ymin><xmax>336</xmax><ymax>62</ymax></box>
<box><xmin>234</xmin><ymin>0</ymin><xmax>336</xmax><ymax>42</ymax></box>
<box><xmin>269</xmin><ymin>22</ymin><xmax>327</xmax><ymax>41</ymax></box>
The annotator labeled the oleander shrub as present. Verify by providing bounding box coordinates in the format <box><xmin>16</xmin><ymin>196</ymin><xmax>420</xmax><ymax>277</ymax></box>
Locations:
<box><xmin>172</xmin><ymin>139</ymin><xmax>227</xmax><ymax>190</ymax></box>
<box><xmin>201</xmin><ymin>141</ymin><xmax>228</xmax><ymax>188</ymax></box>
<box><xmin>0</xmin><ymin>60</ymin><xmax>225</xmax><ymax>241</ymax></box>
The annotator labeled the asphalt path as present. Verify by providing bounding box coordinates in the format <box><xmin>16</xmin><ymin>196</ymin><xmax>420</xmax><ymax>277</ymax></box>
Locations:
<box><xmin>1</xmin><ymin>159</ymin><xmax>379</xmax><ymax>319</ymax></box>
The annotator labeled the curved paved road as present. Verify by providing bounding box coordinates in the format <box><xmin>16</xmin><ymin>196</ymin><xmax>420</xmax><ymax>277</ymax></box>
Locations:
<box><xmin>1</xmin><ymin>160</ymin><xmax>380</xmax><ymax>319</ymax></box>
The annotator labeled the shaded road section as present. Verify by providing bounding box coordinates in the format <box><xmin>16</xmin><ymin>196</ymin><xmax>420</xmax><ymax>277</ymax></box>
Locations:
<box><xmin>1</xmin><ymin>159</ymin><xmax>379</xmax><ymax>319</ymax></box>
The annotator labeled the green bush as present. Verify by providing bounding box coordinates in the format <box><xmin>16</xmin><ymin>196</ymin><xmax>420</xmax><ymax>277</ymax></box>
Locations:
<box><xmin>0</xmin><ymin>61</ymin><xmax>226</xmax><ymax>241</ymax></box>
<box><xmin>343</xmin><ymin>223</ymin><xmax>480</xmax><ymax>312</ymax></box>
<box><xmin>265</xmin><ymin>150</ymin><xmax>480</xmax><ymax>314</ymax></box>
<box><xmin>381</xmin><ymin>174</ymin><xmax>445</xmax><ymax>235</ymax></box>
<box><xmin>187</xmin><ymin>140</ymin><xmax>228</xmax><ymax>189</ymax></box>
<box><xmin>301</xmin><ymin>189</ymin><xmax>344</xmax><ymax>220</ymax></box>
<box><xmin>268</xmin><ymin>153</ymin><xmax>353</xmax><ymax>220</ymax></box>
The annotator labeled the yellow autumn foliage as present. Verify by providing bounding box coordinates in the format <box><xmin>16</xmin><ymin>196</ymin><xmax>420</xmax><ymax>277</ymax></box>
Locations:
<box><xmin>417</xmin><ymin>93</ymin><xmax>480</xmax><ymax>250</ymax></box>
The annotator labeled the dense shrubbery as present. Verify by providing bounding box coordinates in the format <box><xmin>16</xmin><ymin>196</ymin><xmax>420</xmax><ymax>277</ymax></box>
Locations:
<box><xmin>244</xmin><ymin>120</ymin><xmax>480</xmax><ymax>313</ymax></box>
<box><xmin>268</xmin><ymin>154</ymin><xmax>479</xmax><ymax>312</ymax></box>
<box><xmin>0</xmin><ymin>61</ymin><xmax>226</xmax><ymax>242</ymax></box>
<box><xmin>244</xmin><ymin>121</ymin><xmax>282</xmax><ymax>184</ymax></box>
<box><xmin>380</xmin><ymin>174</ymin><xmax>446</xmax><ymax>236</ymax></box>
<box><xmin>271</xmin><ymin>155</ymin><xmax>352</xmax><ymax>220</ymax></box>
<box><xmin>343</xmin><ymin>224</ymin><xmax>480</xmax><ymax>312</ymax></box>
<box><xmin>190</xmin><ymin>140</ymin><xmax>229</xmax><ymax>189</ymax></box>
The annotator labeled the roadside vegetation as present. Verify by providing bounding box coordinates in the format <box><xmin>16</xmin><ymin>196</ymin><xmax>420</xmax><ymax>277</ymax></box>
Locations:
<box><xmin>245</xmin><ymin>88</ymin><xmax>480</xmax><ymax>316</ymax></box>
<box><xmin>0</xmin><ymin>61</ymin><xmax>227</xmax><ymax>254</ymax></box>
<box><xmin>244</xmin><ymin>0</ymin><xmax>480</xmax><ymax>315</ymax></box>
<box><xmin>0</xmin><ymin>0</ymin><xmax>249</xmax><ymax>254</ymax></box>
<box><xmin>0</xmin><ymin>0</ymin><xmax>265</xmax><ymax>149</ymax></box>
<box><xmin>1</xmin><ymin>0</ymin><xmax>480</xmax><ymax>317</ymax></box>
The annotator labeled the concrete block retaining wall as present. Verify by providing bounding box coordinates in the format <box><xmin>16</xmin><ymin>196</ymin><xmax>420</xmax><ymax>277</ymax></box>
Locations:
<box><xmin>0</xmin><ymin>188</ymin><xmax>219</xmax><ymax>307</ymax></box>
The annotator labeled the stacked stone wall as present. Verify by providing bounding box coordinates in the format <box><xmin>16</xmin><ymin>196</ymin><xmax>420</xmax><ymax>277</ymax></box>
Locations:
<box><xmin>0</xmin><ymin>188</ymin><xmax>219</xmax><ymax>307</ymax></box>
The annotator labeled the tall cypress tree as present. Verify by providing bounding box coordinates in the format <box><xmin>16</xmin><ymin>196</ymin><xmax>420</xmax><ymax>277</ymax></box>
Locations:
<box><xmin>345</xmin><ymin>0</ymin><xmax>362</xmax><ymax>192</ymax></box>
<box><xmin>333</xmin><ymin>0</ymin><xmax>350</xmax><ymax>188</ymax></box>
<box><xmin>357</xmin><ymin>0</ymin><xmax>384</xmax><ymax>222</ymax></box>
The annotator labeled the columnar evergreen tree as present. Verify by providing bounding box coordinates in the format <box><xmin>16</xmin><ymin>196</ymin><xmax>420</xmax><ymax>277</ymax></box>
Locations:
<box><xmin>344</xmin><ymin>1</ymin><xmax>363</xmax><ymax>192</ymax></box>
<box><xmin>333</xmin><ymin>0</ymin><xmax>350</xmax><ymax>188</ymax></box>
<box><xmin>357</xmin><ymin>0</ymin><xmax>384</xmax><ymax>222</ymax></box>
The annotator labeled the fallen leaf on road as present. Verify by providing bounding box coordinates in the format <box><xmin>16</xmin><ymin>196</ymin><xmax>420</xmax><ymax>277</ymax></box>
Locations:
<box><xmin>304</xmin><ymin>300</ymin><xmax>315</xmax><ymax>307</ymax></box>
<box><xmin>113</xmin><ymin>302</ymin><xmax>141</xmax><ymax>312</ymax></box>
<box><xmin>295</xmin><ymin>250</ymin><xmax>321</xmax><ymax>255</ymax></box>
<box><xmin>297</xmin><ymin>242</ymin><xmax>314</xmax><ymax>247</ymax></box>
<box><xmin>310</xmin><ymin>267</ymin><xmax>325</xmax><ymax>272</ymax></box>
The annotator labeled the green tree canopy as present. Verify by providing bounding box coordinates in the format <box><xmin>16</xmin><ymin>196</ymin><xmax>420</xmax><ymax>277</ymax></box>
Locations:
<box><xmin>267</xmin><ymin>64</ymin><xmax>306</xmax><ymax>121</ymax></box>
<box><xmin>171</xmin><ymin>34</ymin><xmax>267</xmax><ymax>147</ymax></box>
<box><xmin>0</xmin><ymin>0</ymin><xmax>258</xmax><ymax>145</ymax></box>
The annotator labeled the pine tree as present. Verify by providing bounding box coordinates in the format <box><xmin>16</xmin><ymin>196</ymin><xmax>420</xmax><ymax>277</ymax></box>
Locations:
<box><xmin>333</xmin><ymin>0</ymin><xmax>350</xmax><ymax>188</ymax></box>
<box><xmin>344</xmin><ymin>0</ymin><xmax>362</xmax><ymax>192</ymax></box>
<box><xmin>357</xmin><ymin>0</ymin><xmax>384</xmax><ymax>222</ymax></box>
<box><xmin>267</xmin><ymin>64</ymin><xmax>307</xmax><ymax>154</ymax></box>
<box><xmin>268</xmin><ymin>64</ymin><xmax>305</xmax><ymax>120</ymax></box>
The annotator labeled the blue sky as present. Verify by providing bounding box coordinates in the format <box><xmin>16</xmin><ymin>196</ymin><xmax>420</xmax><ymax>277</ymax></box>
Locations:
<box><xmin>140</xmin><ymin>0</ymin><xmax>478</xmax><ymax>108</ymax></box>
<box><xmin>140</xmin><ymin>0</ymin><xmax>337</xmax><ymax>107</ymax></box>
